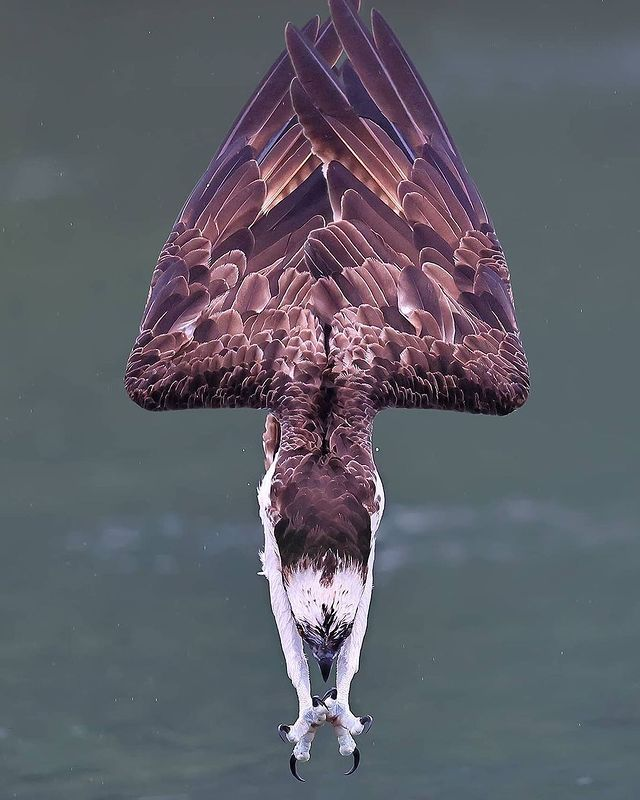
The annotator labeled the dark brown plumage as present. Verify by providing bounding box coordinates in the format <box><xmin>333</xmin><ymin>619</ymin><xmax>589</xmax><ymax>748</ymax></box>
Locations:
<box><xmin>125</xmin><ymin>0</ymin><xmax>528</xmax><ymax>594</ymax></box>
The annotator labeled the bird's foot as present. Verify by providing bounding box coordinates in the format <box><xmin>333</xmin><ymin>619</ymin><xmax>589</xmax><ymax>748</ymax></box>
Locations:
<box><xmin>322</xmin><ymin>688</ymin><xmax>373</xmax><ymax>774</ymax></box>
<box><xmin>278</xmin><ymin>696</ymin><xmax>328</xmax><ymax>781</ymax></box>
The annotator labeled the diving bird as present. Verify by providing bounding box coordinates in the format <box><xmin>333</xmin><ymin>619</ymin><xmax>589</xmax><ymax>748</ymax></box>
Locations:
<box><xmin>125</xmin><ymin>0</ymin><xmax>529</xmax><ymax>781</ymax></box>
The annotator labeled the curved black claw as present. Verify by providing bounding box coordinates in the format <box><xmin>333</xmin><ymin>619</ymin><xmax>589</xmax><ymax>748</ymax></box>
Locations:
<box><xmin>278</xmin><ymin>724</ymin><xmax>291</xmax><ymax>744</ymax></box>
<box><xmin>312</xmin><ymin>695</ymin><xmax>328</xmax><ymax>709</ymax></box>
<box><xmin>290</xmin><ymin>753</ymin><xmax>305</xmax><ymax>783</ymax></box>
<box><xmin>323</xmin><ymin>688</ymin><xmax>338</xmax><ymax>702</ymax></box>
<box><xmin>360</xmin><ymin>715</ymin><xmax>374</xmax><ymax>735</ymax></box>
<box><xmin>345</xmin><ymin>746</ymin><xmax>361</xmax><ymax>776</ymax></box>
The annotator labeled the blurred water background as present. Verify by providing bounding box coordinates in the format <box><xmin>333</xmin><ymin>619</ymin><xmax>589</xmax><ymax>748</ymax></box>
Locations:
<box><xmin>1</xmin><ymin>1</ymin><xmax>639</xmax><ymax>798</ymax></box>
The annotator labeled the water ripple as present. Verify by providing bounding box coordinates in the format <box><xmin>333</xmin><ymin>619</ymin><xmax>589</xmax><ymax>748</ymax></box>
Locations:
<box><xmin>65</xmin><ymin>498</ymin><xmax>637</xmax><ymax>577</ymax></box>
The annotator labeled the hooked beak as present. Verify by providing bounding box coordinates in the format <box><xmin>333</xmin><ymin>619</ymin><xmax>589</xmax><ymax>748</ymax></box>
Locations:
<box><xmin>312</xmin><ymin>644</ymin><xmax>338</xmax><ymax>682</ymax></box>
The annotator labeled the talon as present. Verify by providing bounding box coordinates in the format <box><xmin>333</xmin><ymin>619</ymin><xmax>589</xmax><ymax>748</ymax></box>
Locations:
<box><xmin>312</xmin><ymin>695</ymin><xmax>328</xmax><ymax>709</ymax></box>
<box><xmin>323</xmin><ymin>688</ymin><xmax>338</xmax><ymax>702</ymax></box>
<box><xmin>278</xmin><ymin>724</ymin><xmax>291</xmax><ymax>743</ymax></box>
<box><xmin>360</xmin><ymin>715</ymin><xmax>373</xmax><ymax>735</ymax></box>
<box><xmin>290</xmin><ymin>753</ymin><xmax>305</xmax><ymax>783</ymax></box>
<box><xmin>345</xmin><ymin>746</ymin><xmax>361</xmax><ymax>776</ymax></box>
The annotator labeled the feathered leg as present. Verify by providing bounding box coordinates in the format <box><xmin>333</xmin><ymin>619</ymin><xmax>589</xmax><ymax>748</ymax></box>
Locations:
<box><xmin>265</xmin><ymin>569</ymin><xmax>328</xmax><ymax>764</ymax></box>
<box><xmin>325</xmin><ymin>545</ymin><xmax>375</xmax><ymax>764</ymax></box>
<box><xmin>259</xmin><ymin>462</ymin><xmax>327</xmax><ymax>777</ymax></box>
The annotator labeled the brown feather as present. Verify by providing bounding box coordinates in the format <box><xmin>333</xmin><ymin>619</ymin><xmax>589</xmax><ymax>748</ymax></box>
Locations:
<box><xmin>126</xmin><ymin>2</ymin><xmax>528</xmax><ymax>421</ymax></box>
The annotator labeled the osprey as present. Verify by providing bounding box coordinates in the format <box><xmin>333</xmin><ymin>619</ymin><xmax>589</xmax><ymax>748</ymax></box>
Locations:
<box><xmin>125</xmin><ymin>0</ymin><xmax>529</xmax><ymax>781</ymax></box>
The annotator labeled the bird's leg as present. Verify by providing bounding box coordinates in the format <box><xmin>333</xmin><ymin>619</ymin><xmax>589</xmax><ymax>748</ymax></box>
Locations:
<box><xmin>259</xmin><ymin>466</ymin><xmax>328</xmax><ymax>777</ymax></box>
<box><xmin>278</xmin><ymin>673</ymin><xmax>327</xmax><ymax>766</ymax></box>
<box><xmin>324</xmin><ymin>567</ymin><xmax>375</xmax><ymax>768</ymax></box>
<box><xmin>264</xmin><ymin>560</ymin><xmax>326</xmax><ymax>774</ymax></box>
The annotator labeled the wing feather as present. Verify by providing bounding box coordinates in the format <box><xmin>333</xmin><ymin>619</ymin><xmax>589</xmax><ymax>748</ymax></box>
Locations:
<box><xmin>125</xmin><ymin>16</ymin><xmax>338</xmax><ymax>410</ymax></box>
<box><xmin>289</xmin><ymin>0</ymin><xmax>529</xmax><ymax>414</ymax></box>
<box><xmin>126</xmin><ymin>1</ymin><xmax>528</xmax><ymax>416</ymax></box>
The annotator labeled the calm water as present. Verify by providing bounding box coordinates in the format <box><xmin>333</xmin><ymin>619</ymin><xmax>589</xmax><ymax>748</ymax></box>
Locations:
<box><xmin>1</xmin><ymin>1</ymin><xmax>639</xmax><ymax>798</ymax></box>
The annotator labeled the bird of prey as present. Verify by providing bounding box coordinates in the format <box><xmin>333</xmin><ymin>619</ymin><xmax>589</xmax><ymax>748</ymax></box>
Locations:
<box><xmin>125</xmin><ymin>0</ymin><xmax>529</xmax><ymax>781</ymax></box>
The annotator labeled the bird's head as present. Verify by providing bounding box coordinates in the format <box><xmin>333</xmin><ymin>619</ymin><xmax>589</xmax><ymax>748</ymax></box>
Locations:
<box><xmin>266</xmin><ymin>462</ymin><xmax>376</xmax><ymax>682</ymax></box>
<box><xmin>284</xmin><ymin>555</ymin><xmax>366</xmax><ymax>681</ymax></box>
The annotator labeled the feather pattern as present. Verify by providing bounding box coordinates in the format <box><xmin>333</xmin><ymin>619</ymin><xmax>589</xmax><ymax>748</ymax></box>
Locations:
<box><xmin>125</xmin><ymin>1</ymin><xmax>529</xmax><ymax>573</ymax></box>
<box><xmin>127</xmin><ymin>1</ymin><xmax>528</xmax><ymax>420</ymax></box>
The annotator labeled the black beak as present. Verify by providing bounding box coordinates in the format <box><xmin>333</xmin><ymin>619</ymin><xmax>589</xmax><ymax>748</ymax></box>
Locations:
<box><xmin>311</xmin><ymin>642</ymin><xmax>338</xmax><ymax>682</ymax></box>
<box><xmin>318</xmin><ymin>653</ymin><xmax>334</xmax><ymax>682</ymax></box>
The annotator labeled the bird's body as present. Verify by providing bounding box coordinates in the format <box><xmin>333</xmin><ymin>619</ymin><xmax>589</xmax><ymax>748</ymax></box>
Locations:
<box><xmin>125</xmin><ymin>0</ymin><xmax>529</xmax><ymax>778</ymax></box>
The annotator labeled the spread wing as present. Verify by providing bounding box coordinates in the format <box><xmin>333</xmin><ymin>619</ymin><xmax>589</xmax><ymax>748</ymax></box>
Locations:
<box><xmin>288</xmin><ymin>0</ymin><xmax>529</xmax><ymax>415</ymax></box>
<box><xmin>126</xmin><ymin>0</ymin><xmax>529</xmax><ymax>417</ymax></box>
<box><xmin>125</xmin><ymin>13</ymin><xmax>352</xmax><ymax>410</ymax></box>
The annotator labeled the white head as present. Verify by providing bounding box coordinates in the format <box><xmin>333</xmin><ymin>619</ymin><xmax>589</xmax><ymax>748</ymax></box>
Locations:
<box><xmin>284</xmin><ymin>555</ymin><xmax>366</xmax><ymax>679</ymax></box>
<box><xmin>258</xmin><ymin>447</ymin><xmax>385</xmax><ymax>682</ymax></box>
